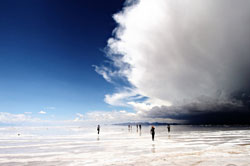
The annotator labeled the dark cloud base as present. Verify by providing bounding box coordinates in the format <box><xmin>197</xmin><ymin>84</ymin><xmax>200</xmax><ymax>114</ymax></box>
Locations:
<box><xmin>183</xmin><ymin>110</ymin><xmax>250</xmax><ymax>125</ymax></box>
<box><xmin>147</xmin><ymin>109</ymin><xmax>250</xmax><ymax>125</ymax></box>
<box><xmin>145</xmin><ymin>97</ymin><xmax>250</xmax><ymax>125</ymax></box>
<box><xmin>185</xmin><ymin>94</ymin><xmax>250</xmax><ymax>125</ymax></box>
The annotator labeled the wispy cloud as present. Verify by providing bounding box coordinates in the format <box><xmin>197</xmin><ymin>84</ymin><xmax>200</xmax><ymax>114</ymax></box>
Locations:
<box><xmin>0</xmin><ymin>112</ymin><xmax>41</xmax><ymax>124</ymax></box>
<box><xmin>39</xmin><ymin>111</ymin><xmax>46</xmax><ymax>114</ymax></box>
<box><xmin>74</xmin><ymin>113</ymin><xmax>84</xmax><ymax>122</ymax></box>
<box><xmin>104</xmin><ymin>88</ymin><xmax>142</xmax><ymax>106</ymax></box>
<box><xmin>72</xmin><ymin>110</ymin><xmax>140</xmax><ymax>124</ymax></box>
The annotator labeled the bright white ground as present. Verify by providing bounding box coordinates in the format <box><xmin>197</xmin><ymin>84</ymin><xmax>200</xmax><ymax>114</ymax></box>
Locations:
<box><xmin>0</xmin><ymin>125</ymin><xmax>249</xmax><ymax>166</ymax></box>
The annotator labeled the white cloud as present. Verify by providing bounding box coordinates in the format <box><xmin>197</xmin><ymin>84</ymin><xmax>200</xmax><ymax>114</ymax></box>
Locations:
<box><xmin>77</xmin><ymin>110</ymin><xmax>141</xmax><ymax>124</ymax></box>
<box><xmin>76</xmin><ymin>113</ymin><xmax>84</xmax><ymax>118</ymax></box>
<box><xmin>94</xmin><ymin>65</ymin><xmax>113</xmax><ymax>83</ymax></box>
<box><xmin>97</xmin><ymin>0</ymin><xmax>250</xmax><ymax>121</ymax></box>
<box><xmin>74</xmin><ymin>113</ymin><xmax>84</xmax><ymax>122</ymax></box>
<box><xmin>70</xmin><ymin>109</ymin><xmax>182</xmax><ymax>124</ymax></box>
<box><xmin>0</xmin><ymin>112</ymin><xmax>41</xmax><ymax>124</ymax></box>
<box><xmin>104</xmin><ymin>89</ymin><xmax>142</xmax><ymax>106</ymax></box>
<box><xmin>39</xmin><ymin>111</ymin><xmax>46</xmax><ymax>114</ymax></box>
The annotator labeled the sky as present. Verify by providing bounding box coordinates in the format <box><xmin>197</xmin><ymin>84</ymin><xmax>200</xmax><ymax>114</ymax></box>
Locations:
<box><xmin>0</xmin><ymin>0</ymin><xmax>128</xmax><ymax>125</ymax></box>
<box><xmin>1</xmin><ymin>0</ymin><xmax>250</xmax><ymax>125</ymax></box>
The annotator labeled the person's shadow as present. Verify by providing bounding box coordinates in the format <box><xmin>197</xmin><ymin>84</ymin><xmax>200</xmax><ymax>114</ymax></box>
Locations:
<box><xmin>97</xmin><ymin>135</ymin><xmax>100</xmax><ymax>141</ymax></box>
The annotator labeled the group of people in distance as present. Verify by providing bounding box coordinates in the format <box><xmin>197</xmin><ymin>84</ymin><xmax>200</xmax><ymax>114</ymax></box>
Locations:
<box><xmin>128</xmin><ymin>124</ymin><xmax>142</xmax><ymax>132</ymax></box>
<box><xmin>136</xmin><ymin>124</ymin><xmax>142</xmax><ymax>131</ymax></box>
<box><xmin>96</xmin><ymin>124</ymin><xmax>171</xmax><ymax>141</ymax></box>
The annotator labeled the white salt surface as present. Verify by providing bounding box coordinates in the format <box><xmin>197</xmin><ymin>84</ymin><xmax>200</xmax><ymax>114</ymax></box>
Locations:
<box><xmin>0</xmin><ymin>125</ymin><xmax>250</xmax><ymax>166</ymax></box>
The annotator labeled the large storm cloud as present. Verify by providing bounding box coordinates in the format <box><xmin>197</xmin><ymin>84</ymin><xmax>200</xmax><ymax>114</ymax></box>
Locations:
<box><xmin>97</xmin><ymin>0</ymin><xmax>250</xmax><ymax>124</ymax></box>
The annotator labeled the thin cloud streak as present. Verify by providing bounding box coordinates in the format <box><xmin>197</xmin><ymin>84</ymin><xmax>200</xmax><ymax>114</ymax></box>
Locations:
<box><xmin>0</xmin><ymin>112</ymin><xmax>41</xmax><ymax>124</ymax></box>
<box><xmin>39</xmin><ymin>111</ymin><xmax>46</xmax><ymax>114</ymax></box>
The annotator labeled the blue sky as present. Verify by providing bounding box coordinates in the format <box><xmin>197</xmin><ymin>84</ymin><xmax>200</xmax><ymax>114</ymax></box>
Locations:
<box><xmin>1</xmin><ymin>0</ymin><xmax>250</xmax><ymax>125</ymax></box>
<box><xmin>0</xmin><ymin>0</ymin><xmax>127</xmax><ymax>121</ymax></box>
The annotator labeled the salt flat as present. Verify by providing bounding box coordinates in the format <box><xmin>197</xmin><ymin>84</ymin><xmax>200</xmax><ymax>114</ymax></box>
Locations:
<box><xmin>0</xmin><ymin>125</ymin><xmax>249</xmax><ymax>166</ymax></box>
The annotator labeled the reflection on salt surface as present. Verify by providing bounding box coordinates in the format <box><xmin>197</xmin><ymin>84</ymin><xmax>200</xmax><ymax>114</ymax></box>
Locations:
<box><xmin>151</xmin><ymin>144</ymin><xmax>155</xmax><ymax>153</ymax></box>
<box><xmin>0</xmin><ymin>125</ymin><xmax>250</xmax><ymax>166</ymax></box>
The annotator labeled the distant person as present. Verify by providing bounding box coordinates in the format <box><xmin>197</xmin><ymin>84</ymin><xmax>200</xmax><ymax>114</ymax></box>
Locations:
<box><xmin>97</xmin><ymin>125</ymin><xmax>100</xmax><ymax>134</ymax></box>
<box><xmin>167</xmin><ymin>124</ymin><xmax>170</xmax><ymax>133</ymax></box>
<box><xmin>139</xmin><ymin>124</ymin><xmax>142</xmax><ymax>136</ymax></box>
<box><xmin>150</xmin><ymin>126</ymin><xmax>155</xmax><ymax>141</ymax></box>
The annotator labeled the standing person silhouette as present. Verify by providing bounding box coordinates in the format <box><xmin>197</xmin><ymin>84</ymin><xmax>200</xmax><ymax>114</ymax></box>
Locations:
<box><xmin>167</xmin><ymin>124</ymin><xmax>170</xmax><ymax>133</ymax></box>
<box><xmin>97</xmin><ymin>125</ymin><xmax>100</xmax><ymax>135</ymax></box>
<box><xmin>128</xmin><ymin>125</ymin><xmax>131</xmax><ymax>132</ymax></box>
<box><xmin>150</xmin><ymin>126</ymin><xmax>155</xmax><ymax>141</ymax></box>
<box><xmin>139</xmin><ymin>124</ymin><xmax>142</xmax><ymax>136</ymax></box>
